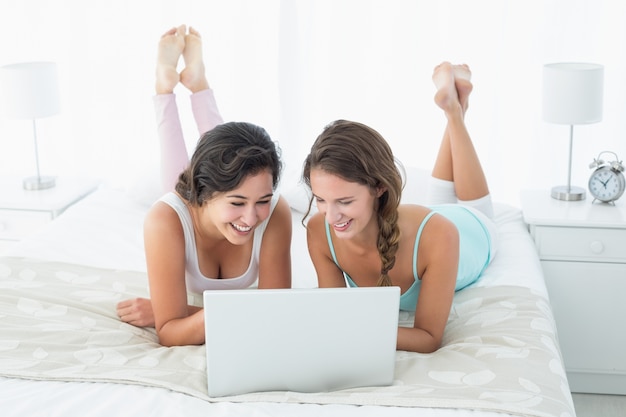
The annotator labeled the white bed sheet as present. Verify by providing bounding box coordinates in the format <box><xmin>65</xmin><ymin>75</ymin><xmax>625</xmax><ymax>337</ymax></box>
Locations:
<box><xmin>1</xmin><ymin>183</ymin><xmax>558</xmax><ymax>417</ymax></box>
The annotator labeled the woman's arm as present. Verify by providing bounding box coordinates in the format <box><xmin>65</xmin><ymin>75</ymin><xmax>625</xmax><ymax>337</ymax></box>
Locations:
<box><xmin>396</xmin><ymin>215</ymin><xmax>459</xmax><ymax>353</ymax></box>
<box><xmin>257</xmin><ymin>195</ymin><xmax>292</xmax><ymax>289</ymax></box>
<box><xmin>306</xmin><ymin>213</ymin><xmax>348</xmax><ymax>288</ymax></box>
<box><xmin>144</xmin><ymin>202</ymin><xmax>205</xmax><ymax>346</ymax></box>
<box><xmin>116</xmin><ymin>298</ymin><xmax>202</xmax><ymax>328</ymax></box>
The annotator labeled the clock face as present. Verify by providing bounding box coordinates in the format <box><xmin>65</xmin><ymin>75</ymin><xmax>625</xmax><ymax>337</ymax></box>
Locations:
<box><xmin>588</xmin><ymin>168</ymin><xmax>625</xmax><ymax>202</ymax></box>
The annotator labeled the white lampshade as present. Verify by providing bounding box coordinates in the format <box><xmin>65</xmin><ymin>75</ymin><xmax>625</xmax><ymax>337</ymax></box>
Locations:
<box><xmin>542</xmin><ymin>62</ymin><xmax>604</xmax><ymax>202</ymax></box>
<box><xmin>0</xmin><ymin>61</ymin><xmax>60</xmax><ymax>190</ymax></box>
<box><xmin>542</xmin><ymin>62</ymin><xmax>604</xmax><ymax>125</ymax></box>
<box><xmin>0</xmin><ymin>61</ymin><xmax>60</xmax><ymax>119</ymax></box>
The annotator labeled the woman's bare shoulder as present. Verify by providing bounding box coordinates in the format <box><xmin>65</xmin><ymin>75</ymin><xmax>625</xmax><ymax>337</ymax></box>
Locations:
<box><xmin>305</xmin><ymin>211</ymin><xmax>326</xmax><ymax>233</ymax></box>
<box><xmin>144</xmin><ymin>200</ymin><xmax>183</xmax><ymax>234</ymax></box>
<box><xmin>305</xmin><ymin>211</ymin><xmax>329</xmax><ymax>249</ymax></box>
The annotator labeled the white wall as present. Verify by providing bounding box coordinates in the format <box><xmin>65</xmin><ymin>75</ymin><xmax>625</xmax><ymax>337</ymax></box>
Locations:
<box><xmin>0</xmin><ymin>0</ymin><xmax>625</xmax><ymax>207</ymax></box>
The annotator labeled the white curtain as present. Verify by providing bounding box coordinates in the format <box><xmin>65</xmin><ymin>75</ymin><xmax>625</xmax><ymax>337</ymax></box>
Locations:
<box><xmin>0</xmin><ymin>0</ymin><xmax>624</xmax><ymax>206</ymax></box>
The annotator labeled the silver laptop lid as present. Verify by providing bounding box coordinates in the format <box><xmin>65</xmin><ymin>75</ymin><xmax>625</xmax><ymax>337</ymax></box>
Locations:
<box><xmin>203</xmin><ymin>286</ymin><xmax>400</xmax><ymax>397</ymax></box>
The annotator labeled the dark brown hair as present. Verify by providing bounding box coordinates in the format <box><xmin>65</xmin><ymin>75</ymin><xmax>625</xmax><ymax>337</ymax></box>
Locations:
<box><xmin>176</xmin><ymin>121</ymin><xmax>281</xmax><ymax>205</ymax></box>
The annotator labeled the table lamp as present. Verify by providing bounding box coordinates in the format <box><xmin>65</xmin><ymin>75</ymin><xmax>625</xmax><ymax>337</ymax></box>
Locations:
<box><xmin>0</xmin><ymin>61</ymin><xmax>60</xmax><ymax>190</ymax></box>
<box><xmin>542</xmin><ymin>62</ymin><xmax>604</xmax><ymax>201</ymax></box>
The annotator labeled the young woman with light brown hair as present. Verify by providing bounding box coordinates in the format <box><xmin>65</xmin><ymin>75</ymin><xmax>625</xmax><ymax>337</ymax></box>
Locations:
<box><xmin>302</xmin><ymin>62</ymin><xmax>497</xmax><ymax>353</ymax></box>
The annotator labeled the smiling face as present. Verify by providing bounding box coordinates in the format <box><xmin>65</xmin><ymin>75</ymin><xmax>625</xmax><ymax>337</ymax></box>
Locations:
<box><xmin>310</xmin><ymin>168</ymin><xmax>381</xmax><ymax>240</ymax></box>
<box><xmin>201</xmin><ymin>170</ymin><xmax>274</xmax><ymax>245</ymax></box>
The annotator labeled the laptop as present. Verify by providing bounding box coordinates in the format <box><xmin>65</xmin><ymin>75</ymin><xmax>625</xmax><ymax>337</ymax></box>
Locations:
<box><xmin>203</xmin><ymin>286</ymin><xmax>400</xmax><ymax>397</ymax></box>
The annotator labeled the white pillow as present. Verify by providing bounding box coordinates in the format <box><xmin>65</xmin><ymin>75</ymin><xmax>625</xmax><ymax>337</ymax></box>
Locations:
<box><xmin>400</xmin><ymin>165</ymin><xmax>430</xmax><ymax>205</ymax></box>
<box><xmin>123</xmin><ymin>162</ymin><xmax>163</xmax><ymax>208</ymax></box>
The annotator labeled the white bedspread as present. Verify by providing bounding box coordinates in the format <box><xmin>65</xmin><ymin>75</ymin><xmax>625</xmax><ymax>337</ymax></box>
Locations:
<box><xmin>0</xmin><ymin>257</ymin><xmax>574</xmax><ymax>417</ymax></box>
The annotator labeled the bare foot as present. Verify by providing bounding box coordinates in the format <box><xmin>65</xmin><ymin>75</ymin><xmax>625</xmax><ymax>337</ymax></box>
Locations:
<box><xmin>155</xmin><ymin>25</ymin><xmax>186</xmax><ymax>94</ymax></box>
<box><xmin>452</xmin><ymin>64</ymin><xmax>472</xmax><ymax>114</ymax></box>
<box><xmin>180</xmin><ymin>26</ymin><xmax>210</xmax><ymax>93</ymax></box>
<box><xmin>432</xmin><ymin>62</ymin><xmax>462</xmax><ymax>115</ymax></box>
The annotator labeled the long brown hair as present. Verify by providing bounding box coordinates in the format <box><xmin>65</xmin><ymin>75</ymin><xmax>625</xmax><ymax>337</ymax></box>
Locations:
<box><xmin>302</xmin><ymin>120</ymin><xmax>404</xmax><ymax>286</ymax></box>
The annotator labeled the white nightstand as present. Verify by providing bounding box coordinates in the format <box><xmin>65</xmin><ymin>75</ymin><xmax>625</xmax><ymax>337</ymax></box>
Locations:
<box><xmin>521</xmin><ymin>189</ymin><xmax>626</xmax><ymax>395</ymax></box>
<box><xmin>0</xmin><ymin>176</ymin><xmax>99</xmax><ymax>252</ymax></box>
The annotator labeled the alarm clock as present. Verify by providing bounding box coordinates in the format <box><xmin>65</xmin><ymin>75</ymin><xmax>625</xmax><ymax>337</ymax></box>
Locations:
<box><xmin>588</xmin><ymin>151</ymin><xmax>626</xmax><ymax>204</ymax></box>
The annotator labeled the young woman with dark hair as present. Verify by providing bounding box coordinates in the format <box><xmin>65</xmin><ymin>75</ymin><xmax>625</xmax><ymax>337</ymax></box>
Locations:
<box><xmin>117</xmin><ymin>25</ymin><xmax>291</xmax><ymax>346</ymax></box>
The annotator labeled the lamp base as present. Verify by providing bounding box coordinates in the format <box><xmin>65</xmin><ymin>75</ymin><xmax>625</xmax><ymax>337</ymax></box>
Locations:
<box><xmin>23</xmin><ymin>176</ymin><xmax>56</xmax><ymax>191</ymax></box>
<box><xmin>551</xmin><ymin>185</ymin><xmax>586</xmax><ymax>201</ymax></box>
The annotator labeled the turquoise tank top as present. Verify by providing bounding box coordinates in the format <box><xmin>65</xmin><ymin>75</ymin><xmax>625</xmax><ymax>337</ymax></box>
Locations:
<box><xmin>324</xmin><ymin>205</ymin><xmax>492</xmax><ymax>311</ymax></box>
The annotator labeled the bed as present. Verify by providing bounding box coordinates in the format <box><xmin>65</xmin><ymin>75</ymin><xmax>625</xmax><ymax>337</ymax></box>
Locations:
<box><xmin>0</xmin><ymin>167</ymin><xmax>576</xmax><ymax>417</ymax></box>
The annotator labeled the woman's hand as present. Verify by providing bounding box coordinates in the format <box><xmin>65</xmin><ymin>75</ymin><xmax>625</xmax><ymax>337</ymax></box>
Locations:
<box><xmin>117</xmin><ymin>297</ymin><xmax>155</xmax><ymax>327</ymax></box>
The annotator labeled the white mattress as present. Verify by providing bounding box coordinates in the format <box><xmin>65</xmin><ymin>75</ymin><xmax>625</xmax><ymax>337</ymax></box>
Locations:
<box><xmin>1</xmin><ymin>184</ymin><xmax>563</xmax><ymax>417</ymax></box>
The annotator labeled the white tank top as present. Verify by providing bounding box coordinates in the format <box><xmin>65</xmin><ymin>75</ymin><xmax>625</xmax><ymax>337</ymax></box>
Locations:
<box><xmin>158</xmin><ymin>192</ymin><xmax>279</xmax><ymax>295</ymax></box>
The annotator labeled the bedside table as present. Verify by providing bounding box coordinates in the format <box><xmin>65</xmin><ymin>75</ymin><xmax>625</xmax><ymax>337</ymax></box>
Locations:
<box><xmin>0</xmin><ymin>177</ymin><xmax>99</xmax><ymax>252</ymax></box>
<box><xmin>521</xmin><ymin>189</ymin><xmax>626</xmax><ymax>395</ymax></box>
